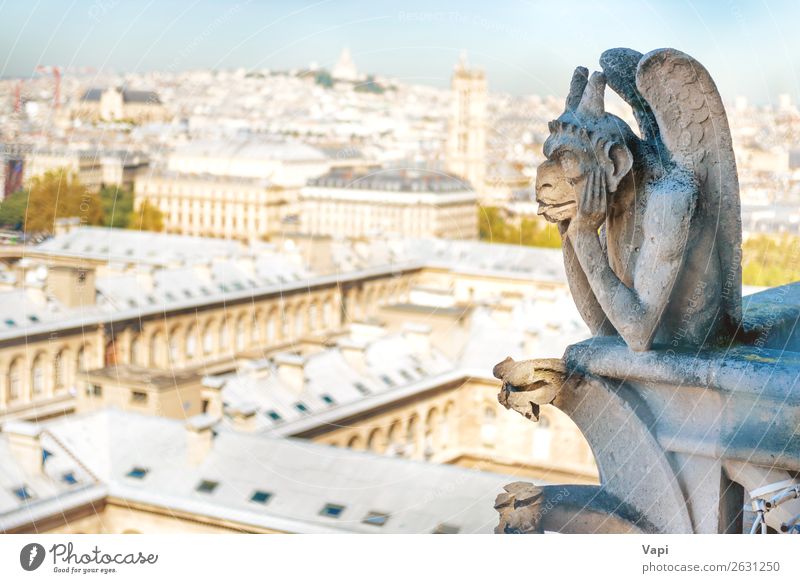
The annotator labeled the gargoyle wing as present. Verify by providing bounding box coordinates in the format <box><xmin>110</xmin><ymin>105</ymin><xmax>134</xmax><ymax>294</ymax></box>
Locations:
<box><xmin>635</xmin><ymin>48</ymin><xmax>742</xmax><ymax>327</ymax></box>
<box><xmin>599</xmin><ymin>48</ymin><xmax>660</xmax><ymax>143</ymax></box>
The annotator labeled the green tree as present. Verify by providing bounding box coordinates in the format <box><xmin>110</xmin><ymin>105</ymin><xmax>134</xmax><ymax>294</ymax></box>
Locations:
<box><xmin>478</xmin><ymin>205</ymin><xmax>562</xmax><ymax>249</ymax></box>
<box><xmin>100</xmin><ymin>186</ymin><xmax>134</xmax><ymax>228</ymax></box>
<box><xmin>131</xmin><ymin>199</ymin><xmax>164</xmax><ymax>232</ymax></box>
<box><xmin>8</xmin><ymin>170</ymin><xmax>104</xmax><ymax>235</ymax></box>
<box><xmin>0</xmin><ymin>189</ymin><xmax>28</xmax><ymax>229</ymax></box>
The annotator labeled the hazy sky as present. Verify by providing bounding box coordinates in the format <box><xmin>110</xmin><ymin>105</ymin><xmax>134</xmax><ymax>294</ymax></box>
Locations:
<box><xmin>1</xmin><ymin>0</ymin><xmax>798</xmax><ymax>103</ymax></box>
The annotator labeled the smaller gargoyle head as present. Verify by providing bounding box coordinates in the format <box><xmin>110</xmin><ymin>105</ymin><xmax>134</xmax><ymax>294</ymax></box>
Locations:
<box><xmin>535</xmin><ymin>69</ymin><xmax>637</xmax><ymax>223</ymax></box>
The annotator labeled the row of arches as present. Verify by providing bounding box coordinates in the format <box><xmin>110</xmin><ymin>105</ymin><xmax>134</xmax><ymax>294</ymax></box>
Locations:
<box><xmin>3</xmin><ymin>344</ymin><xmax>92</xmax><ymax>406</ymax></box>
<box><xmin>337</xmin><ymin>401</ymin><xmax>458</xmax><ymax>461</ymax></box>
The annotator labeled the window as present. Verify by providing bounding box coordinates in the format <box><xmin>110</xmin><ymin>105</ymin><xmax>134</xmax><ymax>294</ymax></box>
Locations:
<box><xmin>185</xmin><ymin>326</ymin><xmax>197</xmax><ymax>359</ymax></box>
<box><xmin>5</xmin><ymin>318</ymin><xmax>16</xmax><ymax>327</ymax></box>
<box><xmin>380</xmin><ymin>375</ymin><xmax>395</xmax><ymax>387</ymax></box>
<box><xmin>433</xmin><ymin>523</ymin><xmax>460</xmax><ymax>534</ymax></box>
<box><xmin>320</xmin><ymin>503</ymin><xmax>345</xmax><ymax>518</ymax></box>
<box><xmin>250</xmin><ymin>490</ymin><xmax>272</xmax><ymax>505</ymax></box>
<box><xmin>126</xmin><ymin>467</ymin><xmax>148</xmax><ymax>479</ymax></box>
<box><xmin>294</xmin><ymin>402</ymin><xmax>309</xmax><ymax>414</ymax></box>
<box><xmin>12</xmin><ymin>485</ymin><xmax>33</xmax><ymax>501</ymax></box>
<box><xmin>363</xmin><ymin>511</ymin><xmax>390</xmax><ymax>527</ymax></box>
<box><xmin>354</xmin><ymin>382</ymin><xmax>370</xmax><ymax>395</ymax></box>
<box><xmin>91</xmin><ymin>384</ymin><xmax>103</xmax><ymax>397</ymax></box>
<box><xmin>7</xmin><ymin>358</ymin><xmax>21</xmax><ymax>401</ymax></box>
<box><xmin>399</xmin><ymin>370</ymin><xmax>414</xmax><ymax>382</ymax></box>
<box><xmin>196</xmin><ymin>480</ymin><xmax>219</xmax><ymax>494</ymax></box>
<box><xmin>130</xmin><ymin>391</ymin><xmax>148</xmax><ymax>404</ymax></box>
<box><xmin>266</xmin><ymin>410</ymin><xmax>283</xmax><ymax>422</ymax></box>
<box><xmin>321</xmin><ymin>394</ymin><xmax>335</xmax><ymax>406</ymax></box>
<box><xmin>62</xmin><ymin>472</ymin><xmax>78</xmax><ymax>486</ymax></box>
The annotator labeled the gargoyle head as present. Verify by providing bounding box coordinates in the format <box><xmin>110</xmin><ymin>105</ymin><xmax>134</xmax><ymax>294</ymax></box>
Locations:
<box><xmin>536</xmin><ymin>69</ymin><xmax>637</xmax><ymax>223</ymax></box>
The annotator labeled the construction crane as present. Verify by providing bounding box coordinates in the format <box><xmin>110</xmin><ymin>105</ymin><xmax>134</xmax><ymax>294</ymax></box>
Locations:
<box><xmin>35</xmin><ymin>65</ymin><xmax>61</xmax><ymax>111</ymax></box>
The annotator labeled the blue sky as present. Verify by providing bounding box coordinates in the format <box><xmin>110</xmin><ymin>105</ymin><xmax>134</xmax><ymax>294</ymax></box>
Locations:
<box><xmin>0</xmin><ymin>0</ymin><xmax>798</xmax><ymax>103</ymax></box>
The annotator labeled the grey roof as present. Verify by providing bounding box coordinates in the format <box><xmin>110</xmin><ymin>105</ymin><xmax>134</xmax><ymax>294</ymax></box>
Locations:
<box><xmin>308</xmin><ymin>168</ymin><xmax>473</xmax><ymax>193</ymax></box>
<box><xmin>214</xmin><ymin>324</ymin><xmax>454</xmax><ymax>432</ymax></box>
<box><xmin>25</xmin><ymin>409</ymin><xmax>523</xmax><ymax>533</ymax></box>
<box><xmin>81</xmin><ymin>88</ymin><xmax>161</xmax><ymax>104</ymax></box>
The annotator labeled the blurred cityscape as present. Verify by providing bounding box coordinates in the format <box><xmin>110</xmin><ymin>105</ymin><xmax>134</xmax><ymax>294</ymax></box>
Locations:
<box><xmin>0</xmin><ymin>47</ymin><xmax>797</xmax><ymax>533</ymax></box>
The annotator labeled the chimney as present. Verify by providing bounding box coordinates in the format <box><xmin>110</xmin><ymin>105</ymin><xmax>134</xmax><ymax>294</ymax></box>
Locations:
<box><xmin>185</xmin><ymin>414</ymin><xmax>216</xmax><ymax>465</ymax></box>
<box><xmin>4</xmin><ymin>421</ymin><xmax>44</xmax><ymax>474</ymax></box>
<box><xmin>338</xmin><ymin>338</ymin><xmax>368</xmax><ymax>373</ymax></box>
<box><xmin>403</xmin><ymin>323</ymin><xmax>432</xmax><ymax>355</ymax></box>
<box><xmin>274</xmin><ymin>352</ymin><xmax>306</xmax><ymax>392</ymax></box>
<box><xmin>46</xmin><ymin>265</ymin><xmax>96</xmax><ymax>308</ymax></box>
<box><xmin>228</xmin><ymin>403</ymin><xmax>258</xmax><ymax>432</ymax></box>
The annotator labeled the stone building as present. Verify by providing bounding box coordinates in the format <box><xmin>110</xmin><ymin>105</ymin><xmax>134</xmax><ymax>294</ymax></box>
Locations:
<box><xmin>446</xmin><ymin>53</ymin><xmax>487</xmax><ymax>194</ymax></box>
<box><xmin>72</xmin><ymin>87</ymin><xmax>167</xmax><ymax>124</ymax></box>
<box><xmin>299</xmin><ymin>167</ymin><xmax>478</xmax><ymax>239</ymax></box>
<box><xmin>1</xmin><ymin>410</ymin><xmax>514</xmax><ymax>534</ymax></box>
<box><xmin>135</xmin><ymin>138</ymin><xmax>331</xmax><ymax>241</ymax></box>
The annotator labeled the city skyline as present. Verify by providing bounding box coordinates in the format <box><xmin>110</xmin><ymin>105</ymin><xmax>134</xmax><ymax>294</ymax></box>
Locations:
<box><xmin>0</xmin><ymin>0</ymin><xmax>798</xmax><ymax>104</ymax></box>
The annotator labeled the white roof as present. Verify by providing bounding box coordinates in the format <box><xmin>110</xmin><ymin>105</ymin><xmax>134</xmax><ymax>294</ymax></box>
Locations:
<box><xmin>29</xmin><ymin>409</ymin><xmax>522</xmax><ymax>533</ymax></box>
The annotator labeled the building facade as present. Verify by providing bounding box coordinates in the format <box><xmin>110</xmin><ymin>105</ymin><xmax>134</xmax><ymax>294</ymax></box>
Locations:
<box><xmin>446</xmin><ymin>54</ymin><xmax>487</xmax><ymax>194</ymax></box>
<box><xmin>299</xmin><ymin>168</ymin><xmax>478</xmax><ymax>239</ymax></box>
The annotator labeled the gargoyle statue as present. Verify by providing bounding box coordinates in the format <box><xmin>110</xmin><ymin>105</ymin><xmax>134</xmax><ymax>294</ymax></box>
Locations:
<box><xmin>535</xmin><ymin>48</ymin><xmax>742</xmax><ymax>352</ymax></box>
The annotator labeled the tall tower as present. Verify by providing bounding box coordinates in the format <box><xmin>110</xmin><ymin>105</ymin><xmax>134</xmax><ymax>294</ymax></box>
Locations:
<box><xmin>446</xmin><ymin>52</ymin><xmax>487</xmax><ymax>193</ymax></box>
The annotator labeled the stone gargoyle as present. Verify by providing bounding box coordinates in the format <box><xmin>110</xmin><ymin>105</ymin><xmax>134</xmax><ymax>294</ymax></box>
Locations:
<box><xmin>495</xmin><ymin>46</ymin><xmax>743</xmax><ymax>415</ymax></box>
<box><xmin>492</xmin><ymin>49</ymin><xmax>755</xmax><ymax>534</ymax></box>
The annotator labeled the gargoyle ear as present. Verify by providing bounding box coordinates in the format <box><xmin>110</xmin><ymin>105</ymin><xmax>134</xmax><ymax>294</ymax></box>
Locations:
<box><xmin>605</xmin><ymin>142</ymin><xmax>633</xmax><ymax>192</ymax></box>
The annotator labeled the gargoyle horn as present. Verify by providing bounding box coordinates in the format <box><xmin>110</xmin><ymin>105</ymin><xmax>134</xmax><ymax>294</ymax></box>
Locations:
<box><xmin>576</xmin><ymin>71</ymin><xmax>606</xmax><ymax>117</ymax></box>
<box><xmin>565</xmin><ymin>66</ymin><xmax>589</xmax><ymax>111</ymax></box>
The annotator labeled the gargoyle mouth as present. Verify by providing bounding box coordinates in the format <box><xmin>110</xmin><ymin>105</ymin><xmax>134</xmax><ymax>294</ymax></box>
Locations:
<box><xmin>537</xmin><ymin>200</ymin><xmax>576</xmax><ymax>216</ymax></box>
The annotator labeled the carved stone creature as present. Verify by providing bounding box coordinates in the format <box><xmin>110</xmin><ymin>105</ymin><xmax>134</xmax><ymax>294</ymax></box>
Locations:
<box><xmin>535</xmin><ymin>48</ymin><xmax>742</xmax><ymax>352</ymax></box>
<box><xmin>492</xmin><ymin>357</ymin><xmax>566</xmax><ymax>420</ymax></box>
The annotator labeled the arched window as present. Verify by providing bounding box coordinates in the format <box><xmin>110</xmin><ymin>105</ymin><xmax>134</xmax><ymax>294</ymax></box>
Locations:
<box><xmin>149</xmin><ymin>333</ymin><xmax>163</xmax><ymax>367</ymax></box>
<box><xmin>202</xmin><ymin>322</ymin><xmax>214</xmax><ymax>355</ymax></box>
<box><xmin>309</xmin><ymin>303</ymin><xmax>319</xmax><ymax>331</ymax></box>
<box><xmin>54</xmin><ymin>349</ymin><xmax>68</xmax><ymax>392</ymax></box>
<box><xmin>347</xmin><ymin>434</ymin><xmax>363</xmax><ymax>450</ymax></box>
<box><xmin>266</xmin><ymin>312</ymin><xmax>276</xmax><ymax>343</ymax></box>
<box><xmin>481</xmin><ymin>406</ymin><xmax>497</xmax><ymax>447</ymax></box>
<box><xmin>168</xmin><ymin>327</ymin><xmax>181</xmax><ymax>363</ymax></box>
<box><xmin>252</xmin><ymin>312</ymin><xmax>262</xmax><ymax>344</ymax></box>
<box><xmin>294</xmin><ymin>306</ymin><xmax>305</xmax><ymax>337</ymax></box>
<box><xmin>184</xmin><ymin>325</ymin><xmax>196</xmax><ymax>359</ymax></box>
<box><xmin>367</xmin><ymin>428</ymin><xmax>384</xmax><ymax>453</ymax></box>
<box><xmin>406</xmin><ymin>415</ymin><xmax>419</xmax><ymax>457</ymax></box>
<box><xmin>281</xmin><ymin>310</ymin><xmax>290</xmax><ymax>339</ymax></box>
<box><xmin>130</xmin><ymin>337</ymin><xmax>141</xmax><ymax>365</ymax></box>
<box><xmin>7</xmin><ymin>357</ymin><xmax>22</xmax><ymax>402</ymax></box>
<box><xmin>76</xmin><ymin>346</ymin><xmax>87</xmax><ymax>373</ymax></box>
<box><xmin>219</xmin><ymin>319</ymin><xmax>229</xmax><ymax>350</ymax></box>
<box><xmin>323</xmin><ymin>300</ymin><xmax>333</xmax><ymax>328</ymax></box>
<box><xmin>31</xmin><ymin>353</ymin><xmax>45</xmax><ymax>396</ymax></box>
<box><xmin>386</xmin><ymin>421</ymin><xmax>402</xmax><ymax>456</ymax></box>
<box><xmin>236</xmin><ymin>315</ymin><xmax>247</xmax><ymax>351</ymax></box>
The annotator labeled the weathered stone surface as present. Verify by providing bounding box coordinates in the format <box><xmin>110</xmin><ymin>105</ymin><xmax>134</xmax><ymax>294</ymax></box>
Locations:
<box><xmin>535</xmin><ymin>48</ymin><xmax>741</xmax><ymax>352</ymax></box>
<box><xmin>493</xmin><ymin>49</ymin><xmax>799</xmax><ymax>534</ymax></box>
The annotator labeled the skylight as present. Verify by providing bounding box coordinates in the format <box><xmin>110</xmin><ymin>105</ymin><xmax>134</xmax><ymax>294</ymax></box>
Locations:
<box><xmin>62</xmin><ymin>472</ymin><xmax>78</xmax><ymax>485</ymax></box>
<box><xmin>266</xmin><ymin>410</ymin><xmax>283</xmax><ymax>422</ymax></box>
<box><xmin>12</xmin><ymin>485</ymin><xmax>34</xmax><ymax>501</ymax></box>
<box><xmin>126</xmin><ymin>467</ymin><xmax>149</xmax><ymax>479</ymax></box>
<box><xmin>363</xmin><ymin>511</ymin><xmax>390</xmax><ymax>527</ymax></box>
<box><xmin>354</xmin><ymin>382</ymin><xmax>370</xmax><ymax>395</ymax></box>
<box><xmin>196</xmin><ymin>480</ymin><xmax>219</xmax><ymax>494</ymax></box>
<box><xmin>320</xmin><ymin>503</ymin><xmax>345</xmax><ymax>518</ymax></box>
<box><xmin>294</xmin><ymin>402</ymin><xmax>310</xmax><ymax>414</ymax></box>
<box><xmin>321</xmin><ymin>394</ymin><xmax>336</xmax><ymax>406</ymax></box>
<box><xmin>250</xmin><ymin>490</ymin><xmax>272</xmax><ymax>505</ymax></box>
